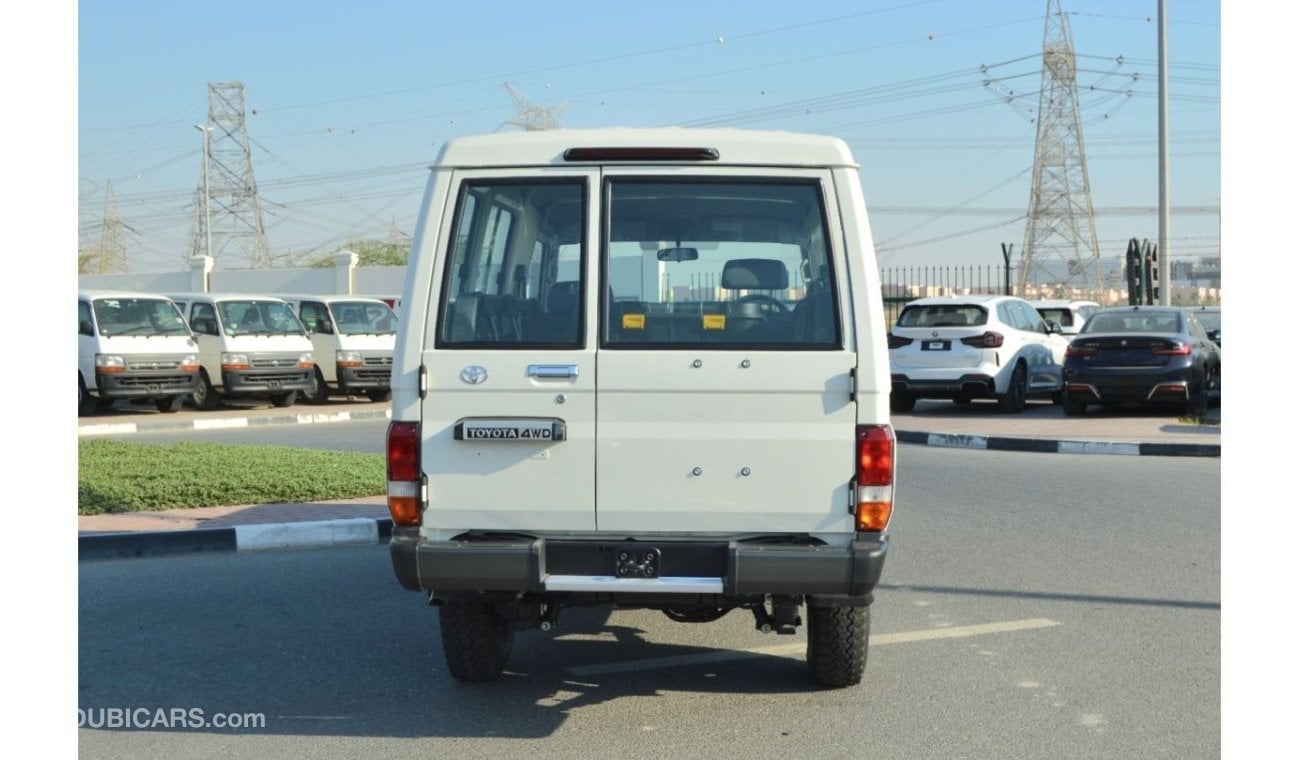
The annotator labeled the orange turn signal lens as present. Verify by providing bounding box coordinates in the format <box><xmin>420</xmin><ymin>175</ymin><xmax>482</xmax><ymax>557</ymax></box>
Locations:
<box><xmin>388</xmin><ymin>495</ymin><xmax>422</xmax><ymax>526</ymax></box>
<box><xmin>856</xmin><ymin>500</ymin><xmax>892</xmax><ymax>532</ymax></box>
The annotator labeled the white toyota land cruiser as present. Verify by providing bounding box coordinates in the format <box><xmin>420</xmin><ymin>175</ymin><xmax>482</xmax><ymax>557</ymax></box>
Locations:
<box><xmin>386</xmin><ymin>127</ymin><xmax>896</xmax><ymax>688</ymax></box>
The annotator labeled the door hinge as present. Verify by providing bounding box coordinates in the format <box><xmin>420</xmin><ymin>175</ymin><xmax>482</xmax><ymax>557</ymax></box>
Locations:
<box><xmin>418</xmin><ymin>364</ymin><xmax>427</xmax><ymax>400</ymax></box>
<box><xmin>849</xmin><ymin>367</ymin><xmax>857</xmax><ymax>402</ymax></box>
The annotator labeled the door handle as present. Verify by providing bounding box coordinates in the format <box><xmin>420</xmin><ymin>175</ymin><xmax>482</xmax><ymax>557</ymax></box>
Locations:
<box><xmin>528</xmin><ymin>364</ymin><xmax>579</xmax><ymax>379</ymax></box>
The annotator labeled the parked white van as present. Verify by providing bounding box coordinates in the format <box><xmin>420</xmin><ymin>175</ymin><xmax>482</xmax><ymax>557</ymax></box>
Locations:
<box><xmin>168</xmin><ymin>292</ymin><xmax>314</xmax><ymax>409</ymax></box>
<box><xmin>279</xmin><ymin>294</ymin><xmax>398</xmax><ymax>403</ymax></box>
<box><xmin>386</xmin><ymin>128</ymin><xmax>896</xmax><ymax>688</ymax></box>
<box><xmin>78</xmin><ymin>290</ymin><xmax>200</xmax><ymax>416</ymax></box>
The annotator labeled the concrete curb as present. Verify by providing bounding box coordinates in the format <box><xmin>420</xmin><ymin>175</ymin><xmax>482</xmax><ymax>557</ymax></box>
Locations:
<box><xmin>77</xmin><ymin>407</ymin><xmax>393</xmax><ymax>437</ymax></box>
<box><xmin>79</xmin><ymin>518</ymin><xmax>394</xmax><ymax>561</ymax></box>
<box><xmin>895</xmin><ymin>430</ymin><xmax>1220</xmax><ymax>458</ymax></box>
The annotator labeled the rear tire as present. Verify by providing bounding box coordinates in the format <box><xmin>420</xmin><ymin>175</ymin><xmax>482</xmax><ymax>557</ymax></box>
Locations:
<box><xmin>1062</xmin><ymin>397</ymin><xmax>1087</xmax><ymax>416</ymax></box>
<box><xmin>193</xmin><ymin>369</ymin><xmax>220</xmax><ymax>410</ymax></box>
<box><xmin>806</xmin><ymin>605</ymin><xmax>869</xmax><ymax>688</ymax></box>
<box><xmin>154</xmin><ymin>395</ymin><xmax>184</xmax><ymax>414</ymax></box>
<box><xmin>1184</xmin><ymin>370</ymin><xmax>1209</xmax><ymax>416</ymax></box>
<box><xmin>440</xmin><ymin>603</ymin><xmax>514</xmax><ymax>682</ymax></box>
<box><xmin>997</xmin><ymin>363</ymin><xmax>1028</xmax><ymax>414</ymax></box>
<box><xmin>889</xmin><ymin>392</ymin><xmax>916</xmax><ymax>414</ymax></box>
<box><xmin>302</xmin><ymin>367</ymin><xmax>331</xmax><ymax>405</ymax></box>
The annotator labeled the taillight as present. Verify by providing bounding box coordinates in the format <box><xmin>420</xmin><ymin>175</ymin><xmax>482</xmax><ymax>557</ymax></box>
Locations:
<box><xmin>1152</xmin><ymin>342</ymin><xmax>1192</xmax><ymax>356</ymax></box>
<box><xmin>960</xmin><ymin>331</ymin><xmax>1004</xmax><ymax>348</ymax></box>
<box><xmin>887</xmin><ymin>333</ymin><xmax>913</xmax><ymax>349</ymax></box>
<box><xmin>386</xmin><ymin>421</ymin><xmax>422</xmax><ymax>526</ymax></box>
<box><xmin>1066</xmin><ymin>343</ymin><xmax>1097</xmax><ymax>358</ymax></box>
<box><xmin>855</xmin><ymin>425</ymin><xmax>895</xmax><ymax>532</ymax></box>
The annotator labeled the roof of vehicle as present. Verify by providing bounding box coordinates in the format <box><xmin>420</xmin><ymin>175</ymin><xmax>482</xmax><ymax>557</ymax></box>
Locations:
<box><xmin>166</xmin><ymin>292</ymin><xmax>293</xmax><ymax>303</ymax></box>
<box><xmin>901</xmin><ymin>294</ymin><xmax>1018</xmax><ymax>307</ymax></box>
<box><xmin>1026</xmin><ymin>299</ymin><xmax>1101</xmax><ymax>308</ymax></box>
<box><xmin>433</xmin><ymin>127</ymin><xmax>857</xmax><ymax>170</ymax></box>
<box><xmin>79</xmin><ymin>289</ymin><xmax>179</xmax><ymax>301</ymax></box>
<box><xmin>278</xmin><ymin>293</ymin><xmax>393</xmax><ymax>305</ymax></box>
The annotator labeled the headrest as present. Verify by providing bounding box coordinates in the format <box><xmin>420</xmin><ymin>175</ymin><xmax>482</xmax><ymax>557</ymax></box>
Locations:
<box><xmin>721</xmin><ymin>259</ymin><xmax>789</xmax><ymax>290</ymax></box>
<box><xmin>548</xmin><ymin>281</ymin><xmax>580</xmax><ymax>314</ymax></box>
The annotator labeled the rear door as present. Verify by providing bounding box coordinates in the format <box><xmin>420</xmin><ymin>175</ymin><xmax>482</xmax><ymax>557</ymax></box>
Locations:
<box><xmin>595</xmin><ymin>170</ymin><xmax>858</xmax><ymax>534</ymax></box>
<box><xmin>419</xmin><ymin>171</ymin><xmax>598</xmax><ymax>532</ymax></box>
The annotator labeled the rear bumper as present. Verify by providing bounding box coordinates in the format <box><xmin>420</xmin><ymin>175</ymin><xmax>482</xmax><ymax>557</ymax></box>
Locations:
<box><xmin>892</xmin><ymin>372</ymin><xmax>997</xmax><ymax>398</ymax></box>
<box><xmin>390</xmin><ymin>529</ymin><xmax>887</xmax><ymax>600</ymax></box>
<box><xmin>1063</xmin><ymin>365</ymin><xmax>1196</xmax><ymax>404</ymax></box>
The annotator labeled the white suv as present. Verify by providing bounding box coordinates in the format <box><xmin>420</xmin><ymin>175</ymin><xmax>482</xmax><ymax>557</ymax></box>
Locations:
<box><xmin>888</xmin><ymin>294</ymin><xmax>1067</xmax><ymax>413</ymax></box>
<box><xmin>386</xmin><ymin>127</ymin><xmax>895</xmax><ymax>688</ymax></box>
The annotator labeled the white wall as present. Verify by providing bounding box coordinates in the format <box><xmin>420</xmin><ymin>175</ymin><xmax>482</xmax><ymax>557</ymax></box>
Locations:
<box><xmin>77</xmin><ymin>253</ymin><xmax>409</xmax><ymax>299</ymax></box>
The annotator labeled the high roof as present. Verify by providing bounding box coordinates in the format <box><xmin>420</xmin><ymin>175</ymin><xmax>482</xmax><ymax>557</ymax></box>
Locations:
<box><xmin>432</xmin><ymin>127</ymin><xmax>858</xmax><ymax>170</ymax></box>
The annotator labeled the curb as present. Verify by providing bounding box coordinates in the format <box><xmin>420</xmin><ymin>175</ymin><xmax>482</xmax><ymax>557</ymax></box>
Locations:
<box><xmin>79</xmin><ymin>518</ymin><xmax>394</xmax><ymax>561</ymax></box>
<box><xmin>77</xmin><ymin>407</ymin><xmax>392</xmax><ymax>437</ymax></box>
<box><xmin>895</xmin><ymin>430</ymin><xmax>1220</xmax><ymax>458</ymax></box>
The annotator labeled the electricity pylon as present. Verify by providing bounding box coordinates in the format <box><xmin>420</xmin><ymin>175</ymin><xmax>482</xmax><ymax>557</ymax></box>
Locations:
<box><xmin>189</xmin><ymin>81</ymin><xmax>272</xmax><ymax>268</ymax></box>
<box><xmin>92</xmin><ymin>179</ymin><xmax>129</xmax><ymax>273</ymax></box>
<box><xmin>1018</xmin><ymin>0</ymin><xmax>1102</xmax><ymax>294</ymax></box>
<box><xmin>503</xmin><ymin>83</ymin><xmax>567</xmax><ymax>131</ymax></box>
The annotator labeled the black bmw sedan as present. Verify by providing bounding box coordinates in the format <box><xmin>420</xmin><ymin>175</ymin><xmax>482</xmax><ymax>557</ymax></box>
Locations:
<box><xmin>1062</xmin><ymin>305</ymin><xmax>1221</xmax><ymax>416</ymax></box>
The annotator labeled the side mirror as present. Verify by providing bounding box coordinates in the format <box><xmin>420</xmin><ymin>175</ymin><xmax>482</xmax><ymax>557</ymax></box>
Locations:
<box><xmin>1046</xmin><ymin>321</ymin><xmax>1063</xmax><ymax>334</ymax></box>
<box><xmin>79</xmin><ymin>319</ymin><xmax>94</xmax><ymax>336</ymax></box>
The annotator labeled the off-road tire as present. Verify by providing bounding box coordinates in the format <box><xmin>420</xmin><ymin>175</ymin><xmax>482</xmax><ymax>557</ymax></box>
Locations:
<box><xmin>155</xmin><ymin>395</ymin><xmax>184</xmax><ymax>414</ymax></box>
<box><xmin>366</xmin><ymin>389</ymin><xmax>392</xmax><ymax>403</ymax></box>
<box><xmin>806</xmin><ymin>605</ymin><xmax>869</xmax><ymax>688</ymax></box>
<box><xmin>193</xmin><ymin>369</ymin><xmax>220</xmax><ymax>410</ymax></box>
<box><xmin>302</xmin><ymin>367</ymin><xmax>331</xmax><ymax>405</ymax></box>
<box><xmin>440</xmin><ymin>603</ymin><xmax>514</xmax><ymax>682</ymax></box>
<box><xmin>997</xmin><ymin>363</ymin><xmax>1028</xmax><ymax>414</ymax></box>
<box><xmin>889</xmin><ymin>392</ymin><xmax>916</xmax><ymax>414</ymax></box>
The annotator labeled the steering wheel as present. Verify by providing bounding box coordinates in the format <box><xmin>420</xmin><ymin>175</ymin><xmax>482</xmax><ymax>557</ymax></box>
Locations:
<box><xmin>734</xmin><ymin>294</ymin><xmax>789</xmax><ymax>316</ymax></box>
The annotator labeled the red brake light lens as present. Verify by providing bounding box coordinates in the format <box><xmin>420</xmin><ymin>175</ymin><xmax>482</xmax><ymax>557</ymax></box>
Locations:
<box><xmin>857</xmin><ymin>425</ymin><xmax>894</xmax><ymax>487</ymax></box>
<box><xmin>386</xmin><ymin>421</ymin><xmax>420</xmax><ymax>483</ymax></box>
<box><xmin>887</xmin><ymin>333</ymin><xmax>913</xmax><ymax>349</ymax></box>
<box><xmin>1066</xmin><ymin>343</ymin><xmax>1097</xmax><ymax>358</ymax></box>
<box><xmin>1152</xmin><ymin>342</ymin><xmax>1192</xmax><ymax>356</ymax></box>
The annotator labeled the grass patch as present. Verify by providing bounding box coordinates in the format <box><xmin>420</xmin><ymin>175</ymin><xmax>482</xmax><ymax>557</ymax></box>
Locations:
<box><xmin>78</xmin><ymin>439</ymin><xmax>384</xmax><ymax>515</ymax></box>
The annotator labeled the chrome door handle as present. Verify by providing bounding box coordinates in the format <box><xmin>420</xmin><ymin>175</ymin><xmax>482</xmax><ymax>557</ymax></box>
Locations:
<box><xmin>528</xmin><ymin>364</ymin><xmax>579</xmax><ymax>379</ymax></box>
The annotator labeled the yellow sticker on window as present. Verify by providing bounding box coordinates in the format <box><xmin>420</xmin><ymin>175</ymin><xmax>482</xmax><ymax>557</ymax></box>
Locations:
<box><xmin>622</xmin><ymin>313</ymin><xmax>646</xmax><ymax>330</ymax></box>
<box><xmin>702</xmin><ymin>314</ymin><xmax>727</xmax><ymax>330</ymax></box>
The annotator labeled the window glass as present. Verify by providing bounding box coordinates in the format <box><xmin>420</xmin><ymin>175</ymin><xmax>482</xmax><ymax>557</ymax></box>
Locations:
<box><xmin>896</xmin><ymin>304</ymin><xmax>988</xmax><ymax>327</ymax></box>
<box><xmin>217</xmin><ymin>300</ymin><xmax>304</xmax><ymax>336</ymax></box>
<box><xmin>90</xmin><ymin>297</ymin><xmax>190</xmax><ymax>337</ymax></box>
<box><xmin>1013</xmin><ymin>301</ymin><xmax>1044</xmax><ymax>332</ymax></box>
<box><xmin>437</xmin><ymin>180</ymin><xmax>585</xmax><ymax>348</ymax></box>
<box><xmin>604</xmin><ymin>179</ymin><xmax>839</xmax><ymax>349</ymax></box>
<box><xmin>329</xmin><ymin>301</ymin><xmax>397</xmax><ymax>335</ymax></box>
<box><xmin>299</xmin><ymin>302</ymin><xmax>330</xmax><ymax>333</ymax></box>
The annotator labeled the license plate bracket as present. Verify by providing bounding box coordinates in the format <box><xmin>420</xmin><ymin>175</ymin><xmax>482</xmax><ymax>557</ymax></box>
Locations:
<box><xmin>614</xmin><ymin>546</ymin><xmax>660</xmax><ymax>578</ymax></box>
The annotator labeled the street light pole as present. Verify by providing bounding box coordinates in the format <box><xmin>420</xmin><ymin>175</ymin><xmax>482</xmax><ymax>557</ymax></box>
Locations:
<box><xmin>1157</xmin><ymin>0</ymin><xmax>1171</xmax><ymax>305</ymax></box>
<box><xmin>194</xmin><ymin>124</ymin><xmax>213</xmax><ymax>260</ymax></box>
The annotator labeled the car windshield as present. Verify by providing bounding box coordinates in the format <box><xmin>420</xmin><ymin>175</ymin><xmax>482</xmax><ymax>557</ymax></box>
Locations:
<box><xmin>895</xmin><ymin>304</ymin><xmax>988</xmax><ymax>328</ymax></box>
<box><xmin>92</xmin><ymin>297</ymin><xmax>191</xmax><ymax>337</ymax></box>
<box><xmin>218</xmin><ymin>300</ymin><xmax>305</xmax><ymax>336</ymax></box>
<box><xmin>329</xmin><ymin>301</ymin><xmax>398</xmax><ymax>335</ymax></box>
<box><xmin>1082</xmin><ymin>311</ymin><xmax>1182</xmax><ymax>334</ymax></box>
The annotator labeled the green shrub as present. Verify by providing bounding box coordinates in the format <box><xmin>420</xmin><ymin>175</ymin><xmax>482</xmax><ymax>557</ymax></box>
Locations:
<box><xmin>78</xmin><ymin>440</ymin><xmax>384</xmax><ymax>515</ymax></box>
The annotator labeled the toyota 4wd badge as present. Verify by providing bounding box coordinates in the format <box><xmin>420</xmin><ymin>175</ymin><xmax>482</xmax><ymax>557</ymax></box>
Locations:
<box><xmin>459</xmin><ymin>365</ymin><xmax>488</xmax><ymax>385</ymax></box>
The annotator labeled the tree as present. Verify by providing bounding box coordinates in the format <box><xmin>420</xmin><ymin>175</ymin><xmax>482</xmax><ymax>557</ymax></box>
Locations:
<box><xmin>307</xmin><ymin>239</ymin><xmax>408</xmax><ymax>268</ymax></box>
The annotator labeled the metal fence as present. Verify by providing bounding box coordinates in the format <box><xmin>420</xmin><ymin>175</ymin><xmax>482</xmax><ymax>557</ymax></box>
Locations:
<box><xmin>879</xmin><ymin>258</ymin><xmax>1221</xmax><ymax>326</ymax></box>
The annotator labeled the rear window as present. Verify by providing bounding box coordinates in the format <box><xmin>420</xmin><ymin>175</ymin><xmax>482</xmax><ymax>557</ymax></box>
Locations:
<box><xmin>1082</xmin><ymin>311</ymin><xmax>1183</xmax><ymax>334</ymax></box>
<box><xmin>896</xmin><ymin>304</ymin><xmax>988</xmax><ymax>328</ymax></box>
<box><xmin>603</xmin><ymin>179</ymin><xmax>840</xmax><ymax>349</ymax></box>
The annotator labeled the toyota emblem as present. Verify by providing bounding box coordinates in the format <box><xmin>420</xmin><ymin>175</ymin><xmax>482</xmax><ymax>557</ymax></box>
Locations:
<box><xmin>460</xmin><ymin>365</ymin><xmax>489</xmax><ymax>385</ymax></box>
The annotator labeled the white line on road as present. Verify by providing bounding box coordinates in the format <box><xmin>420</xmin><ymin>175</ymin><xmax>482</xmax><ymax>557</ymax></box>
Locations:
<box><xmin>566</xmin><ymin>617</ymin><xmax>1061</xmax><ymax>677</ymax></box>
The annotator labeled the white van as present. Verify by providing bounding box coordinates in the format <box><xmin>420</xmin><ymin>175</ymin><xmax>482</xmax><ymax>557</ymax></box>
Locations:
<box><xmin>78</xmin><ymin>290</ymin><xmax>200</xmax><ymax>415</ymax></box>
<box><xmin>168</xmin><ymin>292</ymin><xmax>315</xmax><ymax>409</ymax></box>
<box><xmin>385</xmin><ymin>128</ymin><xmax>896</xmax><ymax>688</ymax></box>
<box><xmin>279</xmin><ymin>294</ymin><xmax>398</xmax><ymax>403</ymax></box>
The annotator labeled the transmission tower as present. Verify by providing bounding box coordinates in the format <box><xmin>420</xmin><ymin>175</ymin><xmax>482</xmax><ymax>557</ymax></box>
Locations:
<box><xmin>502</xmin><ymin>83</ymin><xmax>567</xmax><ymax>131</ymax></box>
<box><xmin>189</xmin><ymin>81</ymin><xmax>272</xmax><ymax>268</ymax></box>
<box><xmin>1018</xmin><ymin>0</ymin><xmax>1102</xmax><ymax>294</ymax></box>
<box><xmin>93</xmin><ymin>180</ymin><xmax>129</xmax><ymax>274</ymax></box>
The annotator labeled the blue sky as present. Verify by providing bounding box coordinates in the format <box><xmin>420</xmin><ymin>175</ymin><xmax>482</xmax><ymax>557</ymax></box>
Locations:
<box><xmin>73</xmin><ymin>0</ymin><xmax>1221</xmax><ymax>274</ymax></box>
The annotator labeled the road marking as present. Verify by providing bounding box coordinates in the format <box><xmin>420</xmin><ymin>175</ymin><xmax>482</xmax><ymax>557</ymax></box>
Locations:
<box><xmin>566</xmin><ymin>617</ymin><xmax>1060</xmax><ymax>677</ymax></box>
<box><xmin>193</xmin><ymin>417</ymin><xmax>250</xmax><ymax>430</ymax></box>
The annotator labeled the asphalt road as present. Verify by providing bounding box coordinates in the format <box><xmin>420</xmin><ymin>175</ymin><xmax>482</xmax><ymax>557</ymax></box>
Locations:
<box><xmin>78</xmin><ymin>445</ymin><xmax>1220</xmax><ymax>759</ymax></box>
